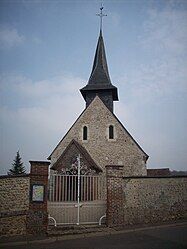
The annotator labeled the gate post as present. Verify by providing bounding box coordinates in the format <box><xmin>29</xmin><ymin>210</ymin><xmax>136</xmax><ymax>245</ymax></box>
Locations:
<box><xmin>27</xmin><ymin>161</ymin><xmax>50</xmax><ymax>235</ymax></box>
<box><xmin>106</xmin><ymin>165</ymin><xmax>124</xmax><ymax>227</ymax></box>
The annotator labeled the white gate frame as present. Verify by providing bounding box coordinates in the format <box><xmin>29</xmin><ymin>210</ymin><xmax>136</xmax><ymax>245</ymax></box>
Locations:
<box><xmin>77</xmin><ymin>154</ymin><xmax>81</xmax><ymax>225</ymax></box>
<box><xmin>48</xmin><ymin>154</ymin><xmax>106</xmax><ymax>226</ymax></box>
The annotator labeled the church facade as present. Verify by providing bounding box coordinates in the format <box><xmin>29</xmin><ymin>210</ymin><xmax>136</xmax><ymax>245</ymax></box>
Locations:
<box><xmin>48</xmin><ymin>30</ymin><xmax>148</xmax><ymax>178</ymax></box>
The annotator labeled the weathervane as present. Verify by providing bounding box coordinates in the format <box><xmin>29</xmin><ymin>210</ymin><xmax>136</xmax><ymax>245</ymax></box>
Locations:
<box><xmin>96</xmin><ymin>3</ymin><xmax>107</xmax><ymax>32</ymax></box>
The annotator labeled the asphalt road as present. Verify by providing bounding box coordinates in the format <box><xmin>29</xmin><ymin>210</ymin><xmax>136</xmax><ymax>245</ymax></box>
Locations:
<box><xmin>2</xmin><ymin>223</ymin><xmax>187</xmax><ymax>249</ymax></box>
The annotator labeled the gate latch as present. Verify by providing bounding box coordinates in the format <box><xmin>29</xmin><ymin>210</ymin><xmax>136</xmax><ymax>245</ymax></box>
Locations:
<box><xmin>75</xmin><ymin>204</ymin><xmax>83</xmax><ymax>208</ymax></box>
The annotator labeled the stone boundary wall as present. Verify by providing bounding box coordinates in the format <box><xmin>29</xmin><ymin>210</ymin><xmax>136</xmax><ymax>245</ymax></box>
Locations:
<box><xmin>123</xmin><ymin>176</ymin><xmax>187</xmax><ymax>225</ymax></box>
<box><xmin>0</xmin><ymin>175</ymin><xmax>30</xmax><ymax>237</ymax></box>
<box><xmin>0</xmin><ymin>161</ymin><xmax>50</xmax><ymax>238</ymax></box>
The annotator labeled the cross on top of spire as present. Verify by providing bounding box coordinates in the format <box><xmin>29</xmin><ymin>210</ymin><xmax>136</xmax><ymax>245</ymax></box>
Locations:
<box><xmin>96</xmin><ymin>4</ymin><xmax>107</xmax><ymax>32</ymax></box>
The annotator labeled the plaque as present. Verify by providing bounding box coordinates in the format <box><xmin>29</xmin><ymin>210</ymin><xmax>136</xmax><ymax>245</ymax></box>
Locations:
<box><xmin>32</xmin><ymin>184</ymin><xmax>44</xmax><ymax>202</ymax></box>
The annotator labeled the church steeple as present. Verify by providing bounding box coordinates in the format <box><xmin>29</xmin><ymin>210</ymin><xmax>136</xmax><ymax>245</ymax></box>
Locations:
<box><xmin>80</xmin><ymin>7</ymin><xmax>118</xmax><ymax>112</ymax></box>
<box><xmin>88</xmin><ymin>30</ymin><xmax>112</xmax><ymax>87</ymax></box>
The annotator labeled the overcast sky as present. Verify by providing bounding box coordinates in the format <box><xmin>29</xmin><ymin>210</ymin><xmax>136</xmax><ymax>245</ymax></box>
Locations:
<box><xmin>0</xmin><ymin>0</ymin><xmax>187</xmax><ymax>174</ymax></box>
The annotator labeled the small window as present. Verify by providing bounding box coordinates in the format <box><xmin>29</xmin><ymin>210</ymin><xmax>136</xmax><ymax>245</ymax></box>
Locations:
<box><xmin>109</xmin><ymin>125</ymin><xmax>114</xmax><ymax>139</ymax></box>
<box><xmin>83</xmin><ymin>126</ymin><xmax>88</xmax><ymax>140</ymax></box>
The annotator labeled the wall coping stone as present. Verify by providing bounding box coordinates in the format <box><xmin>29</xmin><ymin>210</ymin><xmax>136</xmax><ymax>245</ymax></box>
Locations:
<box><xmin>123</xmin><ymin>175</ymin><xmax>187</xmax><ymax>179</ymax></box>
<box><xmin>29</xmin><ymin>161</ymin><xmax>50</xmax><ymax>165</ymax></box>
<box><xmin>0</xmin><ymin>174</ymin><xmax>30</xmax><ymax>179</ymax></box>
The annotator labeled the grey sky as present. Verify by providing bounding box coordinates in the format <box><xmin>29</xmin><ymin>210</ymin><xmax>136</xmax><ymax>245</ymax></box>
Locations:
<box><xmin>0</xmin><ymin>0</ymin><xmax>187</xmax><ymax>174</ymax></box>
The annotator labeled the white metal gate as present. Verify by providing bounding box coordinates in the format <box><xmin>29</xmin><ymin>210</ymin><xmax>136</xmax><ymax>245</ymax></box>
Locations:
<box><xmin>48</xmin><ymin>174</ymin><xmax>106</xmax><ymax>225</ymax></box>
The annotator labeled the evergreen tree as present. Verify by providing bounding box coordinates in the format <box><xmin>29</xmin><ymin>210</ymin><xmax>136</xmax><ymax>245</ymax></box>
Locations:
<box><xmin>8</xmin><ymin>151</ymin><xmax>26</xmax><ymax>175</ymax></box>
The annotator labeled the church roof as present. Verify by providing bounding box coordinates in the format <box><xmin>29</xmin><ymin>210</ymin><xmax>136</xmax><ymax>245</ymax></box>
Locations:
<box><xmin>51</xmin><ymin>139</ymin><xmax>102</xmax><ymax>172</ymax></box>
<box><xmin>80</xmin><ymin>31</ymin><xmax>118</xmax><ymax>101</ymax></box>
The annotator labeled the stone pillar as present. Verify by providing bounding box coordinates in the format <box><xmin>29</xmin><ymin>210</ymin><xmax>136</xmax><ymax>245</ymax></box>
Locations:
<box><xmin>27</xmin><ymin>161</ymin><xmax>50</xmax><ymax>235</ymax></box>
<box><xmin>106</xmin><ymin>165</ymin><xmax>124</xmax><ymax>227</ymax></box>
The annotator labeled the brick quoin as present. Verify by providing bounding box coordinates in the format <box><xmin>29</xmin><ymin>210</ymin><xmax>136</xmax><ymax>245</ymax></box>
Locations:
<box><xmin>27</xmin><ymin>161</ymin><xmax>50</xmax><ymax>235</ymax></box>
<box><xmin>106</xmin><ymin>165</ymin><xmax>124</xmax><ymax>227</ymax></box>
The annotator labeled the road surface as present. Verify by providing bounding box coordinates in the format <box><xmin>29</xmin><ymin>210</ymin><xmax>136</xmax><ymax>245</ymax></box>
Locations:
<box><xmin>2</xmin><ymin>223</ymin><xmax>187</xmax><ymax>249</ymax></box>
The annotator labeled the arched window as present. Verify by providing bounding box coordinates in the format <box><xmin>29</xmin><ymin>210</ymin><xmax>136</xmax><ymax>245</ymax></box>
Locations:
<box><xmin>83</xmin><ymin>126</ymin><xmax>88</xmax><ymax>140</ymax></box>
<box><xmin>109</xmin><ymin>125</ymin><xmax>114</xmax><ymax>139</ymax></box>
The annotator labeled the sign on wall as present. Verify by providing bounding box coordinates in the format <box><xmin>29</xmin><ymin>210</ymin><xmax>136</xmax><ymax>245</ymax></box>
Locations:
<box><xmin>31</xmin><ymin>184</ymin><xmax>45</xmax><ymax>202</ymax></box>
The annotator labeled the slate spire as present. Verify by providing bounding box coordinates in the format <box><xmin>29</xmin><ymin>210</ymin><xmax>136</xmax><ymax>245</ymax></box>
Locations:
<box><xmin>80</xmin><ymin>29</ymin><xmax>118</xmax><ymax>112</ymax></box>
<box><xmin>88</xmin><ymin>30</ymin><xmax>112</xmax><ymax>86</ymax></box>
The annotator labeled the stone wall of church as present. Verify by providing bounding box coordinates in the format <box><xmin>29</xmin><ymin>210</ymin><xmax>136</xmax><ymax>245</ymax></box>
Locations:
<box><xmin>51</xmin><ymin>96</ymin><xmax>147</xmax><ymax>177</ymax></box>
<box><xmin>0</xmin><ymin>175</ymin><xmax>30</xmax><ymax>237</ymax></box>
<box><xmin>123</xmin><ymin>176</ymin><xmax>187</xmax><ymax>225</ymax></box>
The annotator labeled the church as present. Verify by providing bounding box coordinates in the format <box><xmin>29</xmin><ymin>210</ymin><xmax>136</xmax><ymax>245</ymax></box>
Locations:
<box><xmin>46</xmin><ymin>5</ymin><xmax>186</xmax><ymax>232</ymax></box>
<box><xmin>48</xmin><ymin>25</ymin><xmax>148</xmax><ymax>179</ymax></box>
<box><xmin>41</xmin><ymin>8</ymin><xmax>187</xmax><ymax>227</ymax></box>
<box><xmin>1</xmin><ymin>7</ymin><xmax>186</xmax><ymax>237</ymax></box>
<box><xmin>47</xmin><ymin>7</ymin><xmax>149</xmax><ymax>226</ymax></box>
